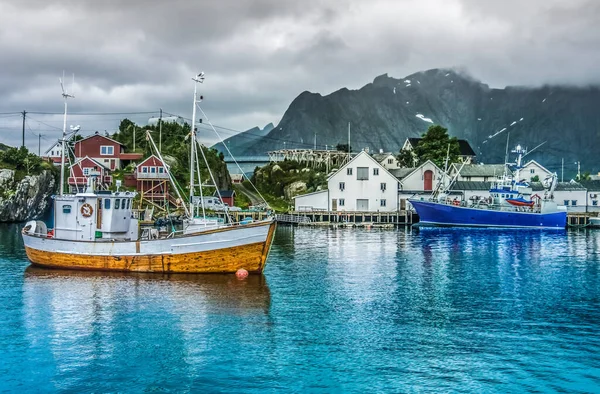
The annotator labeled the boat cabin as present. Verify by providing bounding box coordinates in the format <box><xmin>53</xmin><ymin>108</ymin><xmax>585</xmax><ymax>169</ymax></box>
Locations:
<box><xmin>53</xmin><ymin>180</ymin><xmax>138</xmax><ymax>241</ymax></box>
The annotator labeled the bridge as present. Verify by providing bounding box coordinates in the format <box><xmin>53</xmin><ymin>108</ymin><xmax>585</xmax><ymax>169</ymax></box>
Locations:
<box><xmin>223</xmin><ymin>156</ymin><xmax>269</xmax><ymax>164</ymax></box>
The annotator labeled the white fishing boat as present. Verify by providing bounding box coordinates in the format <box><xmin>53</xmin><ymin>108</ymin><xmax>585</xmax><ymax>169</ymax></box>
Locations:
<box><xmin>22</xmin><ymin>72</ymin><xmax>276</xmax><ymax>274</ymax></box>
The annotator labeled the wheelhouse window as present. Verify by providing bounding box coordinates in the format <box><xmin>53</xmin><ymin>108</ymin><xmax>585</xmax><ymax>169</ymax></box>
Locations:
<box><xmin>100</xmin><ymin>146</ymin><xmax>114</xmax><ymax>155</ymax></box>
<box><xmin>62</xmin><ymin>205</ymin><xmax>71</xmax><ymax>214</ymax></box>
<box><xmin>115</xmin><ymin>199</ymin><xmax>120</xmax><ymax>210</ymax></box>
<box><xmin>357</xmin><ymin>167</ymin><xmax>369</xmax><ymax>180</ymax></box>
<box><xmin>564</xmin><ymin>200</ymin><xmax>569</xmax><ymax>206</ymax></box>
<box><xmin>104</xmin><ymin>199</ymin><xmax>111</xmax><ymax>209</ymax></box>
<box><xmin>572</xmin><ymin>200</ymin><xmax>577</xmax><ymax>206</ymax></box>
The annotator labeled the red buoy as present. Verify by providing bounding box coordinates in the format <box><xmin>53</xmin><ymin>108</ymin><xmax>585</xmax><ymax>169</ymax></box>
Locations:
<box><xmin>236</xmin><ymin>268</ymin><xmax>249</xmax><ymax>279</ymax></box>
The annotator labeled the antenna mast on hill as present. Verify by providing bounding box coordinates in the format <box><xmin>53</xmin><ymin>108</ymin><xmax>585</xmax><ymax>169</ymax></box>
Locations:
<box><xmin>59</xmin><ymin>71</ymin><xmax>75</xmax><ymax>195</ymax></box>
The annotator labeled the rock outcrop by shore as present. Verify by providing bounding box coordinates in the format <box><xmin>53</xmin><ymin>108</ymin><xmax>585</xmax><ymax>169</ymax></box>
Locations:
<box><xmin>0</xmin><ymin>169</ymin><xmax>57</xmax><ymax>222</ymax></box>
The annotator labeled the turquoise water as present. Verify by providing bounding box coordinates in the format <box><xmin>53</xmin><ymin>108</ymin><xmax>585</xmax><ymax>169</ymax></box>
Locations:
<box><xmin>1</xmin><ymin>224</ymin><xmax>600</xmax><ymax>392</ymax></box>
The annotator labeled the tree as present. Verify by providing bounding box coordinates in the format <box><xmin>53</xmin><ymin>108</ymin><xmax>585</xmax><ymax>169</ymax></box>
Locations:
<box><xmin>336</xmin><ymin>143</ymin><xmax>351</xmax><ymax>153</ymax></box>
<box><xmin>397</xmin><ymin>148</ymin><xmax>416</xmax><ymax>168</ymax></box>
<box><xmin>412</xmin><ymin>125</ymin><xmax>460</xmax><ymax>168</ymax></box>
<box><xmin>531</xmin><ymin>175</ymin><xmax>540</xmax><ymax>182</ymax></box>
<box><xmin>577</xmin><ymin>171</ymin><xmax>591</xmax><ymax>181</ymax></box>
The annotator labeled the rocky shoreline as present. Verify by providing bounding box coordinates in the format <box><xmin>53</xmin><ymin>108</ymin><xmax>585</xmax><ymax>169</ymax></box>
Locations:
<box><xmin>0</xmin><ymin>169</ymin><xmax>57</xmax><ymax>222</ymax></box>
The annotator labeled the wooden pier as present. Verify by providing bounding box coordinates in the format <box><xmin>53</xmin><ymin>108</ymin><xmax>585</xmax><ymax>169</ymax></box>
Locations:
<box><xmin>278</xmin><ymin>210</ymin><xmax>417</xmax><ymax>226</ymax></box>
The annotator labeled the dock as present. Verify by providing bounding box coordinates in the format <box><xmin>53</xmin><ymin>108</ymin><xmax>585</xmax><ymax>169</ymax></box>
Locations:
<box><xmin>277</xmin><ymin>210</ymin><xmax>417</xmax><ymax>226</ymax></box>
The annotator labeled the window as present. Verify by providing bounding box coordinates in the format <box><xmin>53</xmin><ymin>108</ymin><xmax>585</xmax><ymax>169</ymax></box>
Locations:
<box><xmin>62</xmin><ymin>205</ymin><xmax>71</xmax><ymax>214</ymax></box>
<box><xmin>125</xmin><ymin>199</ymin><xmax>129</xmax><ymax>209</ymax></box>
<box><xmin>83</xmin><ymin>168</ymin><xmax>90</xmax><ymax>175</ymax></box>
<box><xmin>594</xmin><ymin>201</ymin><xmax>598</xmax><ymax>206</ymax></box>
<box><xmin>373</xmin><ymin>168</ymin><xmax>379</xmax><ymax>176</ymax></box>
<box><xmin>104</xmin><ymin>159</ymin><xmax>109</xmax><ymax>163</ymax></box>
<box><xmin>339</xmin><ymin>198</ymin><xmax>345</xmax><ymax>206</ymax></box>
<box><xmin>158</xmin><ymin>167</ymin><xmax>164</xmax><ymax>173</ymax></box>
<box><xmin>572</xmin><ymin>200</ymin><xmax>577</xmax><ymax>206</ymax></box>
<box><xmin>347</xmin><ymin>168</ymin><xmax>353</xmax><ymax>175</ymax></box>
<box><xmin>380</xmin><ymin>182</ymin><xmax>387</xmax><ymax>191</ymax></box>
<box><xmin>142</xmin><ymin>167</ymin><xmax>148</xmax><ymax>173</ymax></box>
<box><xmin>357</xmin><ymin>167</ymin><xmax>369</xmax><ymax>180</ymax></box>
<box><xmin>387</xmin><ymin>158</ymin><xmax>393</xmax><ymax>164</ymax></box>
<box><xmin>150</xmin><ymin>167</ymin><xmax>156</xmax><ymax>173</ymax></box>
<box><xmin>380</xmin><ymin>199</ymin><xmax>387</xmax><ymax>207</ymax></box>
<box><xmin>104</xmin><ymin>199</ymin><xmax>111</xmax><ymax>209</ymax></box>
<box><xmin>115</xmin><ymin>199</ymin><xmax>120</xmax><ymax>210</ymax></box>
<box><xmin>530</xmin><ymin>169</ymin><xmax>535</xmax><ymax>174</ymax></box>
<box><xmin>339</xmin><ymin>182</ymin><xmax>345</xmax><ymax>191</ymax></box>
<box><xmin>564</xmin><ymin>200</ymin><xmax>569</xmax><ymax>206</ymax></box>
<box><xmin>100</xmin><ymin>146</ymin><xmax>114</xmax><ymax>155</ymax></box>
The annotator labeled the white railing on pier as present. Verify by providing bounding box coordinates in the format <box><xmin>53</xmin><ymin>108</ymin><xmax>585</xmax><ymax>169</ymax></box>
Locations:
<box><xmin>275</xmin><ymin>214</ymin><xmax>312</xmax><ymax>224</ymax></box>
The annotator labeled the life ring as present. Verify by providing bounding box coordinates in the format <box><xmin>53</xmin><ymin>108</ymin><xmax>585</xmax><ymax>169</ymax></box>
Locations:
<box><xmin>80</xmin><ymin>203</ymin><xmax>94</xmax><ymax>217</ymax></box>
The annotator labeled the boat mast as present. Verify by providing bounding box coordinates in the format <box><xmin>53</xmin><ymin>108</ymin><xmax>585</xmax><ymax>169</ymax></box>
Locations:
<box><xmin>503</xmin><ymin>131</ymin><xmax>510</xmax><ymax>180</ymax></box>
<box><xmin>59</xmin><ymin>72</ymin><xmax>74</xmax><ymax>195</ymax></box>
<box><xmin>189</xmin><ymin>72</ymin><xmax>205</xmax><ymax>217</ymax></box>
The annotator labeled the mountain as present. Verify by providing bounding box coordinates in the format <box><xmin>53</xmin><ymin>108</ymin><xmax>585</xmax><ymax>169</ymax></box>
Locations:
<box><xmin>212</xmin><ymin>123</ymin><xmax>274</xmax><ymax>157</ymax></box>
<box><xmin>239</xmin><ymin>68</ymin><xmax>600</xmax><ymax>175</ymax></box>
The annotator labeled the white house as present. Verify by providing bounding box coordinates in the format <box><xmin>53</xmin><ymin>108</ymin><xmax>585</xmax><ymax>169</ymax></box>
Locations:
<box><xmin>521</xmin><ymin>160</ymin><xmax>553</xmax><ymax>182</ymax></box>
<box><xmin>392</xmin><ymin>160</ymin><xmax>446</xmax><ymax>209</ymax></box>
<box><xmin>294</xmin><ymin>150</ymin><xmax>399</xmax><ymax>212</ymax></box>
<box><xmin>372</xmin><ymin>151</ymin><xmax>400</xmax><ymax>170</ymax></box>
<box><xmin>43</xmin><ymin>140</ymin><xmax>63</xmax><ymax>166</ymax></box>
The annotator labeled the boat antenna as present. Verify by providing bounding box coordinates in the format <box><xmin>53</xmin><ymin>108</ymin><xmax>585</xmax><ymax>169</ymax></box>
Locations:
<box><xmin>503</xmin><ymin>131</ymin><xmax>510</xmax><ymax>179</ymax></box>
<box><xmin>59</xmin><ymin>71</ymin><xmax>75</xmax><ymax>195</ymax></box>
<box><xmin>189</xmin><ymin>72</ymin><xmax>205</xmax><ymax>217</ymax></box>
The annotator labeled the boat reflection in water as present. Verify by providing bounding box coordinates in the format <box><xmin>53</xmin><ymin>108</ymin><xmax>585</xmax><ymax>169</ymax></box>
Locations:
<box><xmin>24</xmin><ymin>266</ymin><xmax>271</xmax><ymax>314</ymax></box>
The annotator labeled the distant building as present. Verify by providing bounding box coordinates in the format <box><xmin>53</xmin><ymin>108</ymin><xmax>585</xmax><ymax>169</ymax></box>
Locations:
<box><xmin>448</xmin><ymin>164</ymin><xmax>510</xmax><ymax>182</ymax></box>
<box><xmin>73</xmin><ymin>132</ymin><xmax>143</xmax><ymax>170</ymax></box>
<box><xmin>371</xmin><ymin>151</ymin><xmax>400</xmax><ymax>170</ymax></box>
<box><xmin>215</xmin><ymin>190</ymin><xmax>236</xmax><ymax>207</ymax></box>
<box><xmin>42</xmin><ymin>141</ymin><xmax>63</xmax><ymax>166</ymax></box>
<box><xmin>392</xmin><ymin>160</ymin><xmax>446</xmax><ymax>210</ymax></box>
<box><xmin>68</xmin><ymin>156</ymin><xmax>112</xmax><ymax>193</ymax></box>
<box><xmin>294</xmin><ymin>150</ymin><xmax>398</xmax><ymax>212</ymax></box>
<box><xmin>521</xmin><ymin>160</ymin><xmax>553</xmax><ymax>182</ymax></box>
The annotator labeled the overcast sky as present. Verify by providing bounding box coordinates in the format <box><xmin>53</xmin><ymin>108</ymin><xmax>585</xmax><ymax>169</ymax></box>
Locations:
<box><xmin>1</xmin><ymin>0</ymin><xmax>599</xmax><ymax>151</ymax></box>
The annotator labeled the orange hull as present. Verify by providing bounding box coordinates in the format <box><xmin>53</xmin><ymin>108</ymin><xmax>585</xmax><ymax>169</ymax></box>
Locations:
<box><xmin>24</xmin><ymin>222</ymin><xmax>277</xmax><ymax>274</ymax></box>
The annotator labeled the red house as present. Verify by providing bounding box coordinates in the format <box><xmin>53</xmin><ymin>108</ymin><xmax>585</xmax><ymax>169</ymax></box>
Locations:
<box><xmin>74</xmin><ymin>132</ymin><xmax>142</xmax><ymax>170</ymax></box>
<box><xmin>68</xmin><ymin>156</ymin><xmax>113</xmax><ymax>193</ymax></box>
<box><xmin>215</xmin><ymin>190</ymin><xmax>236</xmax><ymax>207</ymax></box>
<box><xmin>135</xmin><ymin>155</ymin><xmax>171</xmax><ymax>203</ymax></box>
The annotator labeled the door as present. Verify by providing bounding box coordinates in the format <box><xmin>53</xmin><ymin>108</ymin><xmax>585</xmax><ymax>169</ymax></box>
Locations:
<box><xmin>357</xmin><ymin>199</ymin><xmax>369</xmax><ymax>211</ymax></box>
<box><xmin>424</xmin><ymin>170</ymin><xmax>433</xmax><ymax>191</ymax></box>
<box><xmin>332</xmin><ymin>199</ymin><xmax>338</xmax><ymax>211</ymax></box>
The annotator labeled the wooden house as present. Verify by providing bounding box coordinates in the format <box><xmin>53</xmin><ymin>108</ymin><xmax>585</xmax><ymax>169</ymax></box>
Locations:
<box><xmin>135</xmin><ymin>155</ymin><xmax>172</xmax><ymax>209</ymax></box>
<box><xmin>68</xmin><ymin>156</ymin><xmax>112</xmax><ymax>193</ymax></box>
<box><xmin>73</xmin><ymin>132</ymin><xmax>142</xmax><ymax>170</ymax></box>
<box><xmin>215</xmin><ymin>190</ymin><xmax>236</xmax><ymax>207</ymax></box>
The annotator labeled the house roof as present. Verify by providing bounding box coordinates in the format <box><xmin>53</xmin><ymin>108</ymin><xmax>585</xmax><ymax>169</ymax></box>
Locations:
<box><xmin>390</xmin><ymin>167</ymin><xmax>416</xmax><ymax>180</ymax></box>
<box><xmin>75</xmin><ymin>132</ymin><xmax>124</xmax><ymax>146</ymax></box>
<box><xmin>579</xmin><ymin>180</ymin><xmax>600</xmax><ymax>191</ymax></box>
<box><xmin>215</xmin><ymin>190</ymin><xmax>236</xmax><ymax>198</ymax></box>
<box><xmin>453</xmin><ymin>164</ymin><xmax>510</xmax><ymax>177</ymax></box>
<box><xmin>530</xmin><ymin>181</ymin><xmax>586</xmax><ymax>191</ymax></box>
<box><xmin>450</xmin><ymin>181</ymin><xmax>492</xmax><ymax>191</ymax></box>
<box><xmin>327</xmin><ymin>150</ymin><xmax>397</xmax><ymax>181</ymax></box>
<box><xmin>121</xmin><ymin>153</ymin><xmax>144</xmax><ymax>160</ymax></box>
<box><xmin>293</xmin><ymin>190</ymin><xmax>328</xmax><ymax>200</ymax></box>
<box><xmin>136</xmin><ymin>154</ymin><xmax>168</xmax><ymax>169</ymax></box>
<box><xmin>407</xmin><ymin>138</ymin><xmax>476</xmax><ymax>157</ymax></box>
<box><xmin>70</xmin><ymin>156</ymin><xmax>109</xmax><ymax>170</ymax></box>
<box><xmin>44</xmin><ymin>140</ymin><xmax>62</xmax><ymax>155</ymax></box>
<box><xmin>523</xmin><ymin>160</ymin><xmax>552</xmax><ymax>174</ymax></box>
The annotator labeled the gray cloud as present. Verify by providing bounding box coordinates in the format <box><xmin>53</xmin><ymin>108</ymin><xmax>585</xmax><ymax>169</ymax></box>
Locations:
<box><xmin>1</xmin><ymin>0</ymin><xmax>599</xmax><ymax>150</ymax></box>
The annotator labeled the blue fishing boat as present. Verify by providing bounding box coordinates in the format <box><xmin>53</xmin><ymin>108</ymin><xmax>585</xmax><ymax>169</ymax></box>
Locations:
<box><xmin>409</xmin><ymin>145</ymin><xmax>567</xmax><ymax>229</ymax></box>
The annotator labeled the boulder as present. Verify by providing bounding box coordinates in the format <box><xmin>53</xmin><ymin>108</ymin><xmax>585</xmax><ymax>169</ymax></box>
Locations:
<box><xmin>0</xmin><ymin>170</ymin><xmax>57</xmax><ymax>222</ymax></box>
<box><xmin>284</xmin><ymin>181</ymin><xmax>307</xmax><ymax>200</ymax></box>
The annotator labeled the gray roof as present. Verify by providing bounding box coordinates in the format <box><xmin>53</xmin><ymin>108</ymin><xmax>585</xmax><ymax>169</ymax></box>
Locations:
<box><xmin>371</xmin><ymin>152</ymin><xmax>393</xmax><ymax>162</ymax></box>
<box><xmin>531</xmin><ymin>181</ymin><xmax>586</xmax><ymax>191</ymax></box>
<box><xmin>456</xmin><ymin>164</ymin><xmax>510</xmax><ymax>177</ymax></box>
<box><xmin>579</xmin><ymin>180</ymin><xmax>600</xmax><ymax>191</ymax></box>
<box><xmin>450</xmin><ymin>181</ymin><xmax>492</xmax><ymax>191</ymax></box>
<box><xmin>390</xmin><ymin>167</ymin><xmax>416</xmax><ymax>180</ymax></box>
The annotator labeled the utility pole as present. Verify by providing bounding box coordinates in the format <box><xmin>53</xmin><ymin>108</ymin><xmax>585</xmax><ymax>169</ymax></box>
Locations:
<box><xmin>133</xmin><ymin>126</ymin><xmax>136</xmax><ymax>152</ymax></box>
<box><xmin>159</xmin><ymin>108</ymin><xmax>163</xmax><ymax>153</ymax></box>
<box><xmin>314</xmin><ymin>132</ymin><xmax>317</xmax><ymax>150</ymax></box>
<box><xmin>38</xmin><ymin>134</ymin><xmax>41</xmax><ymax>156</ymax></box>
<box><xmin>577</xmin><ymin>161</ymin><xmax>581</xmax><ymax>181</ymax></box>
<box><xmin>21</xmin><ymin>110</ymin><xmax>26</xmax><ymax>148</ymax></box>
<box><xmin>561</xmin><ymin>158</ymin><xmax>564</xmax><ymax>183</ymax></box>
<box><xmin>347</xmin><ymin>122</ymin><xmax>351</xmax><ymax>160</ymax></box>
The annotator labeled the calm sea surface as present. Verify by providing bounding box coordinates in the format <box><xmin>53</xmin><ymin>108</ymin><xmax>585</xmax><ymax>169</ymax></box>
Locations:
<box><xmin>1</xmin><ymin>224</ymin><xmax>600</xmax><ymax>393</ymax></box>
